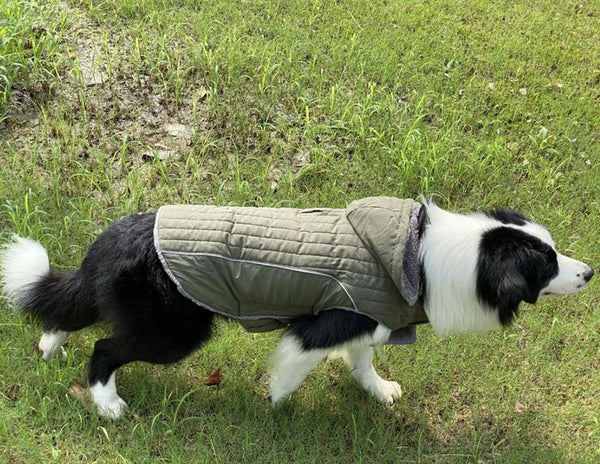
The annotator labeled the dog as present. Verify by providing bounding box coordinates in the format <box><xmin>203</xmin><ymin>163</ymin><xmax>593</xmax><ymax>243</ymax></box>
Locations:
<box><xmin>0</xmin><ymin>199</ymin><xmax>593</xmax><ymax>419</ymax></box>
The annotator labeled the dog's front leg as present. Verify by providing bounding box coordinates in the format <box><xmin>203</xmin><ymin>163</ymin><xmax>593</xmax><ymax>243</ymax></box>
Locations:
<box><xmin>340</xmin><ymin>345</ymin><xmax>401</xmax><ymax>406</ymax></box>
<box><xmin>268</xmin><ymin>334</ymin><xmax>328</xmax><ymax>404</ymax></box>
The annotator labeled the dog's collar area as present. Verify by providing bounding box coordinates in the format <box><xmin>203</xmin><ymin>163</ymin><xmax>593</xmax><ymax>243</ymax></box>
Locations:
<box><xmin>400</xmin><ymin>202</ymin><xmax>425</xmax><ymax>305</ymax></box>
<box><xmin>384</xmin><ymin>203</ymin><xmax>427</xmax><ymax>346</ymax></box>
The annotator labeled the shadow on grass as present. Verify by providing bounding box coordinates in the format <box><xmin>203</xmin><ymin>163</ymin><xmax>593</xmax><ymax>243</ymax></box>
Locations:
<box><xmin>0</xmin><ymin>320</ymin><xmax>575</xmax><ymax>462</ymax></box>
<box><xmin>111</xmin><ymin>366</ymin><xmax>570</xmax><ymax>463</ymax></box>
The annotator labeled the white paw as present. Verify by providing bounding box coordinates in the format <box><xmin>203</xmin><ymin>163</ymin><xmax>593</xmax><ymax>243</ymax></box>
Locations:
<box><xmin>370</xmin><ymin>379</ymin><xmax>402</xmax><ymax>406</ymax></box>
<box><xmin>268</xmin><ymin>385</ymin><xmax>290</xmax><ymax>406</ymax></box>
<box><xmin>40</xmin><ymin>345</ymin><xmax>67</xmax><ymax>362</ymax></box>
<box><xmin>95</xmin><ymin>396</ymin><xmax>128</xmax><ymax>420</ymax></box>
<box><xmin>89</xmin><ymin>373</ymin><xmax>127</xmax><ymax>420</ymax></box>
<box><xmin>269</xmin><ymin>395</ymin><xmax>286</xmax><ymax>406</ymax></box>
<box><xmin>38</xmin><ymin>331</ymin><xmax>68</xmax><ymax>361</ymax></box>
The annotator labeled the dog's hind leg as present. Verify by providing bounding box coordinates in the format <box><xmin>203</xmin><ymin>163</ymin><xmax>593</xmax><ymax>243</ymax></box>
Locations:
<box><xmin>339</xmin><ymin>345</ymin><xmax>401</xmax><ymax>406</ymax></box>
<box><xmin>38</xmin><ymin>330</ymin><xmax>69</xmax><ymax>361</ymax></box>
<box><xmin>87</xmin><ymin>304</ymin><xmax>215</xmax><ymax>419</ymax></box>
<box><xmin>268</xmin><ymin>334</ymin><xmax>329</xmax><ymax>404</ymax></box>
<box><xmin>88</xmin><ymin>337</ymin><xmax>131</xmax><ymax>419</ymax></box>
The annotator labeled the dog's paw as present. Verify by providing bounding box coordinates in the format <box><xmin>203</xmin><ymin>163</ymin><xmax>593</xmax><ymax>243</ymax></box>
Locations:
<box><xmin>40</xmin><ymin>346</ymin><xmax>67</xmax><ymax>362</ymax></box>
<box><xmin>38</xmin><ymin>332</ymin><xmax>68</xmax><ymax>362</ymax></box>
<box><xmin>40</xmin><ymin>345</ymin><xmax>67</xmax><ymax>362</ymax></box>
<box><xmin>370</xmin><ymin>379</ymin><xmax>402</xmax><ymax>406</ymax></box>
<box><xmin>95</xmin><ymin>396</ymin><xmax>128</xmax><ymax>420</ymax></box>
<box><xmin>268</xmin><ymin>390</ymin><xmax>290</xmax><ymax>406</ymax></box>
<box><xmin>89</xmin><ymin>377</ymin><xmax>128</xmax><ymax>420</ymax></box>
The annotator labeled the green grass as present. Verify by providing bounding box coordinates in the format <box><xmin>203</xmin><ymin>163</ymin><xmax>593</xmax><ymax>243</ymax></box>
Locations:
<box><xmin>1</xmin><ymin>0</ymin><xmax>599</xmax><ymax>462</ymax></box>
<box><xmin>0</xmin><ymin>0</ymin><xmax>67</xmax><ymax>122</ymax></box>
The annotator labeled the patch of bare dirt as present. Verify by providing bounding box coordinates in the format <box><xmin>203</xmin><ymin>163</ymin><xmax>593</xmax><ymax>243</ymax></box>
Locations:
<box><xmin>3</xmin><ymin>1</ymin><xmax>208</xmax><ymax>167</ymax></box>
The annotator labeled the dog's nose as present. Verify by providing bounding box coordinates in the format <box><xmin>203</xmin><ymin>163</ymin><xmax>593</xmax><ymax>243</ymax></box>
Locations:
<box><xmin>583</xmin><ymin>266</ymin><xmax>594</xmax><ymax>282</ymax></box>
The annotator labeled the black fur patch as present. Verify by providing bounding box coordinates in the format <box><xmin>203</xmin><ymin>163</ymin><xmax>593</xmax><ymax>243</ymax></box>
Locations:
<box><xmin>288</xmin><ymin>309</ymin><xmax>378</xmax><ymax>350</ymax></box>
<box><xmin>484</xmin><ymin>209</ymin><xmax>529</xmax><ymax>226</ymax></box>
<box><xmin>476</xmin><ymin>226</ymin><xmax>558</xmax><ymax>326</ymax></box>
<box><xmin>20</xmin><ymin>213</ymin><xmax>216</xmax><ymax>385</ymax></box>
<box><xmin>83</xmin><ymin>213</ymin><xmax>216</xmax><ymax>384</ymax></box>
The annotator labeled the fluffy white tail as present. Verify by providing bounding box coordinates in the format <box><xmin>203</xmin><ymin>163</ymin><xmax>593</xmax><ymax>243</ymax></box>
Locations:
<box><xmin>1</xmin><ymin>236</ymin><xmax>98</xmax><ymax>331</ymax></box>
<box><xmin>1</xmin><ymin>236</ymin><xmax>50</xmax><ymax>310</ymax></box>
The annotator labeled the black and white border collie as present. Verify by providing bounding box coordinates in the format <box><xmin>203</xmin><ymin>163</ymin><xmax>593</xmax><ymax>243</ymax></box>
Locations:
<box><xmin>0</xmin><ymin>201</ymin><xmax>593</xmax><ymax>419</ymax></box>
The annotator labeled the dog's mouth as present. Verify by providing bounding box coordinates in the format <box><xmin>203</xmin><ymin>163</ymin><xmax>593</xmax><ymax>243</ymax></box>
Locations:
<box><xmin>540</xmin><ymin>282</ymin><xmax>589</xmax><ymax>297</ymax></box>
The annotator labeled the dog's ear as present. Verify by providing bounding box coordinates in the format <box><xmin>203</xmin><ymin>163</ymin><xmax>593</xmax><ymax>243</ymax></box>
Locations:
<box><xmin>477</xmin><ymin>227</ymin><xmax>557</xmax><ymax>326</ymax></box>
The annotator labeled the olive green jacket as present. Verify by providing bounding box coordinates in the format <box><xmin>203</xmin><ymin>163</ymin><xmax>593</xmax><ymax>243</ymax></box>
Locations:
<box><xmin>154</xmin><ymin>197</ymin><xmax>427</xmax><ymax>338</ymax></box>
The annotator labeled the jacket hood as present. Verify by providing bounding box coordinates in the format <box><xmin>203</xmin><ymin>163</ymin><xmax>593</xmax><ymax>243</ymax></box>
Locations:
<box><xmin>346</xmin><ymin>197</ymin><xmax>422</xmax><ymax>305</ymax></box>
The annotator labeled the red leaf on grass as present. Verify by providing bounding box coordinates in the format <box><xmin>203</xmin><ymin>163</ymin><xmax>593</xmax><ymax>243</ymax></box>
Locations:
<box><xmin>204</xmin><ymin>368</ymin><xmax>221</xmax><ymax>386</ymax></box>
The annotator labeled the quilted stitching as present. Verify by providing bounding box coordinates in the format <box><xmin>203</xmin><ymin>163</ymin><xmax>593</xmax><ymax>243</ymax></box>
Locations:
<box><xmin>155</xmin><ymin>198</ymin><xmax>427</xmax><ymax>331</ymax></box>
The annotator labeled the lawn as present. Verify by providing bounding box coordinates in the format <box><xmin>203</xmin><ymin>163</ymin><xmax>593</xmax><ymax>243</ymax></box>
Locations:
<box><xmin>0</xmin><ymin>0</ymin><xmax>599</xmax><ymax>462</ymax></box>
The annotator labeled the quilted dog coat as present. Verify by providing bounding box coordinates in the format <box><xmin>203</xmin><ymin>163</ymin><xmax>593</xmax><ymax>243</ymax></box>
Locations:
<box><xmin>154</xmin><ymin>197</ymin><xmax>427</xmax><ymax>341</ymax></box>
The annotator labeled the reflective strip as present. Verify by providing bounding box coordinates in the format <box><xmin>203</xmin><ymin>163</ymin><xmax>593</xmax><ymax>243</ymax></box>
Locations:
<box><xmin>154</xmin><ymin>207</ymin><xmax>359</xmax><ymax>320</ymax></box>
<box><xmin>160</xmin><ymin>249</ymin><xmax>359</xmax><ymax>313</ymax></box>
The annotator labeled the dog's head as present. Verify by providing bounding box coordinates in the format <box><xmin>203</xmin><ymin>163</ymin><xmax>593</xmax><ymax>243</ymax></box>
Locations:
<box><xmin>420</xmin><ymin>204</ymin><xmax>593</xmax><ymax>335</ymax></box>
<box><xmin>476</xmin><ymin>209</ymin><xmax>593</xmax><ymax>326</ymax></box>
